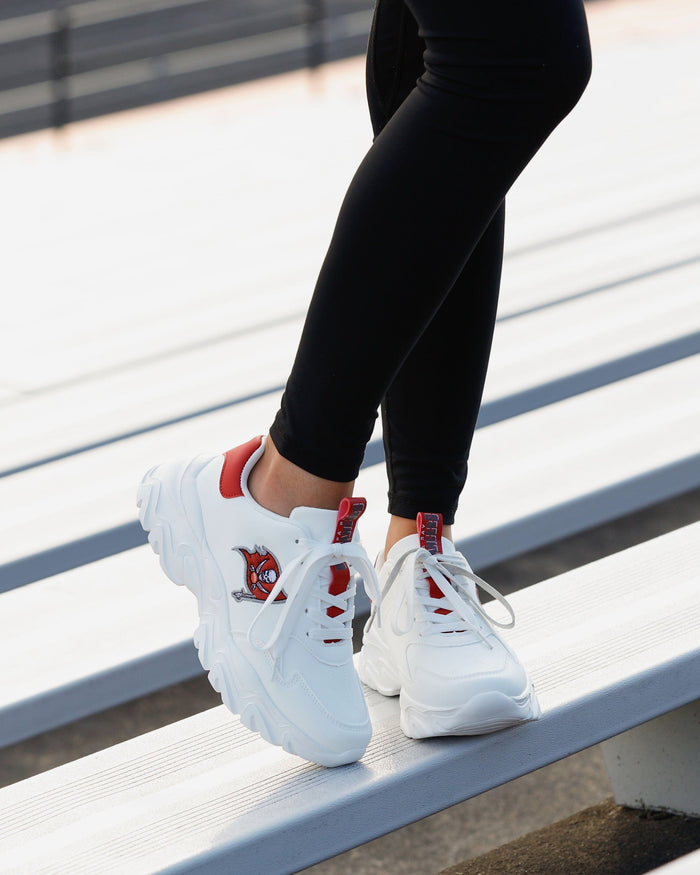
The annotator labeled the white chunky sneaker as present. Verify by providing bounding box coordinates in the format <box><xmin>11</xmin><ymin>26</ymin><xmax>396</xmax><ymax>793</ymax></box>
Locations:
<box><xmin>137</xmin><ymin>435</ymin><xmax>380</xmax><ymax>766</ymax></box>
<box><xmin>357</xmin><ymin>512</ymin><xmax>540</xmax><ymax>738</ymax></box>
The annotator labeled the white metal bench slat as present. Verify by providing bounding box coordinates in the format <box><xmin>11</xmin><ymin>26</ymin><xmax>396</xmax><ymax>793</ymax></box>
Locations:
<box><xmin>1</xmin><ymin>522</ymin><xmax>698</xmax><ymax>874</ymax></box>
<box><xmin>1</xmin><ymin>352</ymin><xmax>699</xmax><ymax>575</ymax></box>
<box><xmin>1</xmin><ymin>354</ymin><xmax>699</xmax><ymax>746</ymax></box>
<box><xmin>355</xmin><ymin>353</ymin><xmax>700</xmax><ymax>567</ymax></box>
<box><xmin>0</xmin><ymin>547</ymin><xmax>199</xmax><ymax>747</ymax></box>
<box><xmin>2</xmin><ymin>243</ymin><xmax>699</xmax><ymax>480</ymax></box>
<box><xmin>1</xmin><ymin>25</ymin><xmax>698</xmax><ymax>397</ymax></box>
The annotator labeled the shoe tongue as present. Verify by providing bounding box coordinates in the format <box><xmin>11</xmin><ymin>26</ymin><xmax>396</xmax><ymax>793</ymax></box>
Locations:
<box><xmin>386</xmin><ymin>533</ymin><xmax>421</xmax><ymax>564</ymax></box>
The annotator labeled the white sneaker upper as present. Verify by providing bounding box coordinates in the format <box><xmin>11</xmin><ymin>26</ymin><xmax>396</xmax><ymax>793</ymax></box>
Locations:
<box><xmin>357</xmin><ymin>512</ymin><xmax>540</xmax><ymax>738</ymax></box>
<box><xmin>137</xmin><ymin>435</ymin><xmax>380</xmax><ymax>766</ymax></box>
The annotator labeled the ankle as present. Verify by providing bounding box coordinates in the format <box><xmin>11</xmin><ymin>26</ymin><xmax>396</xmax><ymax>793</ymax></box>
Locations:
<box><xmin>248</xmin><ymin>436</ymin><xmax>354</xmax><ymax>517</ymax></box>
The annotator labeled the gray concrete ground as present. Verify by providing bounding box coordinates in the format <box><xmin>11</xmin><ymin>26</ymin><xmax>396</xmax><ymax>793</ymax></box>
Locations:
<box><xmin>439</xmin><ymin>800</ymin><xmax>700</xmax><ymax>875</ymax></box>
<box><xmin>2</xmin><ymin>487</ymin><xmax>698</xmax><ymax>873</ymax></box>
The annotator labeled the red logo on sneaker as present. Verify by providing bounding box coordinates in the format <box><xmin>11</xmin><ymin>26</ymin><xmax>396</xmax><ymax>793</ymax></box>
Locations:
<box><xmin>231</xmin><ymin>546</ymin><xmax>285</xmax><ymax>603</ymax></box>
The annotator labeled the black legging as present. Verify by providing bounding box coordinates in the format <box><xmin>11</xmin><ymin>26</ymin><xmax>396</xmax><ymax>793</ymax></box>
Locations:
<box><xmin>270</xmin><ymin>0</ymin><xmax>592</xmax><ymax>524</ymax></box>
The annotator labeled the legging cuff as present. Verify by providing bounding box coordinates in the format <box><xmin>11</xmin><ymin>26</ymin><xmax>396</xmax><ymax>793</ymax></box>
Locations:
<box><xmin>268</xmin><ymin>418</ymin><xmax>365</xmax><ymax>484</ymax></box>
<box><xmin>387</xmin><ymin>492</ymin><xmax>458</xmax><ymax>527</ymax></box>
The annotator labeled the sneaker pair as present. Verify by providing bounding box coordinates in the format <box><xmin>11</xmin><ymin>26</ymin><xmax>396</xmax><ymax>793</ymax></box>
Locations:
<box><xmin>137</xmin><ymin>437</ymin><xmax>539</xmax><ymax>767</ymax></box>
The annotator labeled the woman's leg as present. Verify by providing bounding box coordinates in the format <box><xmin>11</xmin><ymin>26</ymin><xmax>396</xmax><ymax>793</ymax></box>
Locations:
<box><xmin>142</xmin><ymin>0</ymin><xmax>592</xmax><ymax>760</ymax></box>
<box><xmin>352</xmin><ymin>4</ymin><xmax>589</xmax><ymax>741</ymax></box>
<box><xmin>268</xmin><ymin>0</ymin><xmax>591</xmax><ymax>500</ymax></box>
<box><xmin>365</xmin><ymin>0</ymin><xmax>506</xmax><ymax>543</ymax></box>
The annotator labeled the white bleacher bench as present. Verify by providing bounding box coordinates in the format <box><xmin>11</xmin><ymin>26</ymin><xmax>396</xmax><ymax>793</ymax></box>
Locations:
<box><xmin>2</xmin><ymin>1</ymin><xmax>700</xmax><ymax>754</ymax></box>
<box><xmin>2</xmin><ymin>268</ymin><xmax>700</xmax><ymax>746</ymax></box>
<box><xmin>1</xmin><ymin>523</ymin><xmax>698</xmax><ymax>873</ymax></box>
<box><xmin>3</xmin><ymin>181</ymin><xmax>700</xmax><ymax>748</ymax></box>
<box><xmin>2</xmin><ymin>354</ymin><xmax>700</xmax><ymax>748</ymax></box>
<box><xmin>2</xmin><ymin>8</ymin><xmax>700</xmax><ymax>871</ymax></box>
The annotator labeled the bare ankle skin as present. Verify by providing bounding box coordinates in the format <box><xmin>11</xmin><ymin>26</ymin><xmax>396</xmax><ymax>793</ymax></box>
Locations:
<box><xmin>248</xmin><ymin>436</ymin><xmax>354</xmax><ymax>517</ymax></box>
<box><xmin>384</xmin><ymin>515</ymin><xmax>453</xmax><ymax>560</ymax></box>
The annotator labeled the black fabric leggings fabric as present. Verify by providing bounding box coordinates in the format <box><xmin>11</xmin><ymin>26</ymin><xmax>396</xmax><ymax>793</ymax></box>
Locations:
<box><xmin>269</xmin><ymin>0</ymin><xmax>591</xmax><ymax>524</ymax></box>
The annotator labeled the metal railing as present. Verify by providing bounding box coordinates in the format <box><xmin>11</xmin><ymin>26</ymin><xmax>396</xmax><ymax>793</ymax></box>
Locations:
<box><xmin>0</xmin><ymin>0</ymin><xmax>372</xmax><ymax>138</ymax></box>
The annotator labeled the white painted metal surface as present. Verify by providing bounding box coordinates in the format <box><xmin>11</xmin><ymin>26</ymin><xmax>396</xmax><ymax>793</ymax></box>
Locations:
<box><xmin>0</xmin><ymin>547</ymin><xmax>199</xmax><ymax>747</ymax></box>
<box><xmin>601</xmin><ymin>699</ymin><xmax>700</xmax><ymax>817</ymax></box>
<box><xmin>1</xmin><ymin>522</ymin><xmax>698</xmax><ymax>874</ymax></box>
<box><xmin>2</xmin><ymin>0</ymin><xmax>700</xmax><ymax>756</ymax></box>
<box><xmin>2</xmin><ymin>353</ymin><xmax>699</xmax><ymax>744</ymax></box>
<box><xmin>1</xmin><ymin>353</ymin><xmax>699</xmax><ymax>580</ymax></box>
<box><xmin>1</xmin><ymin>3</ymin><xmax>700</xmax><ymax>487</ymax></box>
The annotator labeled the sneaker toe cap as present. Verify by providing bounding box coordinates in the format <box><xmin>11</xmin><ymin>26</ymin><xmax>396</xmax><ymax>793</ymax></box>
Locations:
<box><xmin>278</xmin><ymin>645</ymin><xmax>372</xmax><ymax>761</ymax></box>
<box><xmin>406</xmin><ymin>638</ymin><xmax>531</xmax><ymax>706</ymax></box>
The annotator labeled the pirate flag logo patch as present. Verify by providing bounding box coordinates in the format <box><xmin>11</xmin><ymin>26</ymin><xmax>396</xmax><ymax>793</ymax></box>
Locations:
<box><xmin>231</xmin><ymin>546</ymin><xmax>285</xmax><ymax>603</ymax></box>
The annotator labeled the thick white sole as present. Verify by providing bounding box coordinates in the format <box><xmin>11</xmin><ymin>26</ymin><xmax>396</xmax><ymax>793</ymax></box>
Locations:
<box><xmin>357</xmin><ymin>637</ymin><xmax>541</xmax><ymax>739</ymax></box>
<box><xmin>137</xmin><ymin>458</ymin><xmax>367</xmax><ymax>767</ymax></box>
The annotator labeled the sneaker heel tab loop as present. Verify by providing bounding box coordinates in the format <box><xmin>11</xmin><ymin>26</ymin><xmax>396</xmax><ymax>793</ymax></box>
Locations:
<box><xmin>219</xmin><ymin>436</ymin><xmax>264</xmax><ymax>498</ymax></box>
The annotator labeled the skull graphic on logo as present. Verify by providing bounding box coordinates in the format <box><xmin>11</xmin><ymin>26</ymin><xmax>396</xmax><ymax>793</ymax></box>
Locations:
<box><xmin>231</xmin><ymin>546</ymin><xmax>285</xmax><ymax>602</ymax></box>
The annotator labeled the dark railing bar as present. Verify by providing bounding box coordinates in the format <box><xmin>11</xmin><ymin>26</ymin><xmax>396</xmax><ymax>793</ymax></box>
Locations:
<box><xmin>304</xmin><ymin>0</ymin><xmax>326</xmax><ymax>70</ymax></box>
<box><xmin>50</xmin><ymin>0</ymin><xmax>70</xmax><ymax>128</ymax></box>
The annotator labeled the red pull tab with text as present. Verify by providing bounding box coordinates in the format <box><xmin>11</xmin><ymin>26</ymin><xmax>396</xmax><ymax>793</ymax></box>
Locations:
<box><xmin>418</xmin><ymin>511</ymin><xmax>450</xmax><ymax>615</ymax></box>
<box><xmin>325</xmin><ymin>498</ymin><xmax>366</xmax><ymax>642</ymax></box>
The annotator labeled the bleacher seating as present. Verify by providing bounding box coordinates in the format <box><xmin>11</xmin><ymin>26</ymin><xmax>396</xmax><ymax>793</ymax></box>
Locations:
<box><xmin>1</xmin><ymin>0</ymin><xmax>699</xmax><ymax>870</ymax></box>
<box><xmin>1</xmin><ymin>523</ymin><xmax>698</xmax><ymax>872</ymax></box>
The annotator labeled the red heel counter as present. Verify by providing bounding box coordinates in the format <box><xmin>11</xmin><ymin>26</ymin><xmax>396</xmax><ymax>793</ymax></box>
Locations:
<box><xmin>219</xmin><ymin>436</ymin><xmax>263</xmax><ymax>498</ymax></box>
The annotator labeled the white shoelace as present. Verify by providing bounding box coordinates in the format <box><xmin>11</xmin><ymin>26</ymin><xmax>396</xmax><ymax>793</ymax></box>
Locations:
<box><xmin>248</xmin><ymin>538</ymin><xmax>381</xmax><ymax>655</ymax></box>
<box><xmin>369</xmin><ymin>547</ymin><xmax>514</xmax><ymax>645</ymax></box>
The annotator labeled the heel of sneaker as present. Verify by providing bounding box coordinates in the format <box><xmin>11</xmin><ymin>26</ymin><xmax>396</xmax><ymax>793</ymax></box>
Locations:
<box><xmin>137</xmin><ymin>472</ymin><xmax>181</xmax><ymax>584</ymax></box>
<box><xmin>136</xmin><ymin>455</ymin><xmax>216</xmax><ymax>593</ymax></box>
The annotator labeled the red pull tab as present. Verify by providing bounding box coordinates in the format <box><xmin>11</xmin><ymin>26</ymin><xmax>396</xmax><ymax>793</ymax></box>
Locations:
<box><xmin>325</xmin><ymin>497</ymin><xmax>366</xmax><ymax>642</ymax></box>
<box><xmin>417</xmin><ymin>512</ymin><xmax>442</xmax><ymax>555</ymax></box>
<box><xmin>417</xmin><ymin>512</ymin><xmax>450</xmax><ymax>615</ymax></box>
<box><xmin>333</xmin><ymin>497</ymin><xmax>367</xmax><ymax>544</ymax></box>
